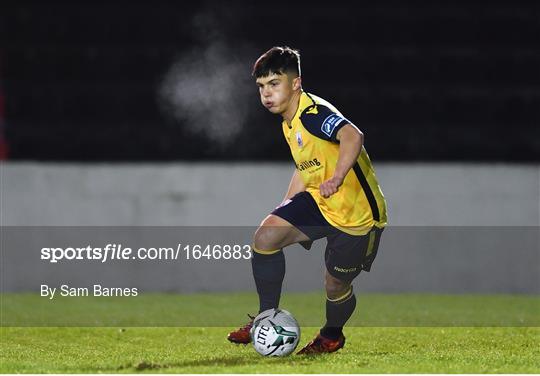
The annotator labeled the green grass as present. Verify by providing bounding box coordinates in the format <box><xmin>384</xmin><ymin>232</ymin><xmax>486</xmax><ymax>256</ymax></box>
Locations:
<box><xmin>2</xmin><ymin>292</ymin><xmax>538</xmax><ymax>326</ymax></box>
<box><xmin>1</xmin><ymin>293</ymin><xmax>539</xmax><ymax>373</ymax></box>
<box><xmin>1</xmin><ymin>327</ymin><xmax>538</xmax><ymax>373</ymax></box>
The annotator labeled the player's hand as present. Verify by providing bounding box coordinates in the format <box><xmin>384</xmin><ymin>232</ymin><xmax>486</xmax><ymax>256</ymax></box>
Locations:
<box><xmin>319</xmin><ymin>175</ymin><xmax>344</xmax><ymax>198</ymax></box>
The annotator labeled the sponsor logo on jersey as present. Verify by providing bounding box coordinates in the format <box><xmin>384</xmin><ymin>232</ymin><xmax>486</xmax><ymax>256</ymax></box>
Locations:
<box><xmin>321</xmin><ymin>113</ymin><xmax>344</xmax><ymax>137</ymax></box>
<box><xmin>296</xmin><ymin>158</ymin><xmax>321</xmax><ymax>171</ymax></box>
<box><xmin>295</xmin><ymin>132</ymin><xmax>303</xmax><ymax>147</ymax></box>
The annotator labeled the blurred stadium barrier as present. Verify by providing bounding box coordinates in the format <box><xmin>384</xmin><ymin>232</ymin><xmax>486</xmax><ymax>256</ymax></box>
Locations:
<box><xmin>2</xmin><ymin>162</ymin><xmax>538</xmax><ymax>226</ymax></box>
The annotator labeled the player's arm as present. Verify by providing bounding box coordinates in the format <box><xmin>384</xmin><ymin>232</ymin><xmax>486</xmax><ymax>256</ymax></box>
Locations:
<box><xmin>319</xmin><ymin>124</ymin><xmax>363</xmax><ymax>198</ymax></box>
<box><xmin>283</xmin><ymin>169</ymin><xmax>305</xmax><ymax>201</ymax></box>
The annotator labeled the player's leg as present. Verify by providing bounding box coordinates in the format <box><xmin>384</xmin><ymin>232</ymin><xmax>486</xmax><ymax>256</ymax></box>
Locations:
<box><xmin>298</xmin><ymin>226</ymin><xmax>385</xmax><ymax>354</ymax></box>
<box><xmin>251</xmin><ymin>214</ymin><xmax>311</xmax><ymax>314</ymax></box>
<box><xmin>250</xmin><ymin>191</ymin><xmax>331</xmax><ymax>316</ymax></box>
<box><xmin>228</xmin><ymin>192</ymin><xmax>326</xmax><ymax>344</ymax></box>
<box><xmin>297</xmin><ymin>272</ymin><xmax>353</xmax><ymax>355</ymax></box>
<box><xmin>320</xmin><ymin>271</ymin><xmax>355</xmax><ymax>340</ymax></box>
<box><xmin>297</xmin><ymin>271</ymin><xmax>352</xmax><ymax>354</ymax></box>
<box><xmin>321</xmin><ymin>227</ymin><xmax>384</xmax><ymax>340</ymax></box>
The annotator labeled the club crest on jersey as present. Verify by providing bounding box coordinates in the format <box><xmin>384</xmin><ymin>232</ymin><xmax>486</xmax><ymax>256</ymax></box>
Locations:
<box><xmin>296</xmin><ymin>132</ymin><xmax>303</xmax><ymax>147</ymax></box>
<box><xmin>321</xmin><ymin>114</ymin><xmax>344</xmax><ymax>137</ymax></box>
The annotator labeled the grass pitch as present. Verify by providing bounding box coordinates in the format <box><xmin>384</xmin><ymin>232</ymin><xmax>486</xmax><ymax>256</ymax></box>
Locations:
<box><xmin>1</xmin><ymin>293</ymin><xmax>539</xmax><ymax>373</ymax></box>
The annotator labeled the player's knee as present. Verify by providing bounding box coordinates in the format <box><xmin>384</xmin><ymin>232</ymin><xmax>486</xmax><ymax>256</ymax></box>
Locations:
<box><xmin>253</xmin><ymin>215</ymin><xmax>290</xmax><ymax>252</ymax></box>
<box><xmin>253</xmin><ymin>225</ymin><xmax>281</xmax><ymax>252</ymax></box>
<box><xmin>325</xmin><ymin>273</ymin><xmax>350</xmax><ymax>300</ymax></box>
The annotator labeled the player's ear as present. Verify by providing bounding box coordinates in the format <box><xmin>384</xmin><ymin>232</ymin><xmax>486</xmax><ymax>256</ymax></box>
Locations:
<box><xmin>292</xmin><ymin>76</ymin><xmax>302</xmax><ymax>91</ymax></box>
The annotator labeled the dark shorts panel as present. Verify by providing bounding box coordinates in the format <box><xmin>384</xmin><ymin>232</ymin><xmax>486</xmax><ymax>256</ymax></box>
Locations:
<box><xmin>325</xmin><ymin>227</ymin><xmax>384</xmax><ymax>282</ymax></box>
<box><xmin>271</xmin><ymin>191</ymin><xmax>384</xmax><ymax>282</ymax></box>
<box><xmin>271</xmin><ymin>191</ymin><xmax>335</xmax><ymax>241</ymax></box>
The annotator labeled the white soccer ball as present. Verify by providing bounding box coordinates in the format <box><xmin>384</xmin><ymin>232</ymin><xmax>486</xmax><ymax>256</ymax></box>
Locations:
<box><xmin>250</xmin><ymin>308</ymin><xmax>301</xmax><ymax>356</ymax></box>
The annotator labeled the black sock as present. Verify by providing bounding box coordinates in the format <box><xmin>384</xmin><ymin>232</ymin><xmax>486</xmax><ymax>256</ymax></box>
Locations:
<box><xmin>251</xmin><ymin>250</ymin><xmax>285</xmax><ymax>313</ymax></box>
<box><xmin>320</xmin><ymin>288</ymin><xmax>356</xmax><ymax>340</ymax></box>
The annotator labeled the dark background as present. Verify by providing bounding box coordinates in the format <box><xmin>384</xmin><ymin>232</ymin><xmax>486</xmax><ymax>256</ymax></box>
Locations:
<box><xmin>2</xmin><ymin>0</ymin><xmax>539</xmax><ymax>162</ymax></box>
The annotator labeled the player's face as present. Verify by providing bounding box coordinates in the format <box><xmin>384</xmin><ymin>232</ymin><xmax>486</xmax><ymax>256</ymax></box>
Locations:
<box><xmin>256</xmin><ymin>73</ymin><xmax>299</xmax><ymax>115</ymax></box>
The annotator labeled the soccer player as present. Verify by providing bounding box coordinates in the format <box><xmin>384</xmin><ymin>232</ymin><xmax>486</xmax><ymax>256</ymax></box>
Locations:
<box><xmin>227</xmin><ymin>46</ymin><xmax>387</xmax><ymax>354</ymax></box>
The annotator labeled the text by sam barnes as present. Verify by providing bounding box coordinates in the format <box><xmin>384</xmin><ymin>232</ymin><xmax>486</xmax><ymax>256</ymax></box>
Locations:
<box><xmin>41</xmin><ymin>284</ymin><xmax>138</xmax><ymax>299</ymax></box>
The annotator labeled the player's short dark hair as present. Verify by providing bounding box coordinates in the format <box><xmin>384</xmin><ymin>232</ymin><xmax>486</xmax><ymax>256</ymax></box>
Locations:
<box><xmin>252</xmin><ymin>46</ymin><xmax>301</xmax><ymax>78</ymax></box>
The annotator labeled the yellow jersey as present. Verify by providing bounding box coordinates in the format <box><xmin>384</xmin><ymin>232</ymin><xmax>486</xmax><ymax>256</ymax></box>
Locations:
<box><xmin>281</xmin><ymin>91</ymin><xmax>387</xmax><ymax>235</ymax></box>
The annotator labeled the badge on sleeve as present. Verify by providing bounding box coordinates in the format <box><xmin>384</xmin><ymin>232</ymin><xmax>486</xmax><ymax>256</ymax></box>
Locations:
<box><xmin>321</xmin><ymin>114</ymin><xmax>344</xmax><ymax>137</ymax></box>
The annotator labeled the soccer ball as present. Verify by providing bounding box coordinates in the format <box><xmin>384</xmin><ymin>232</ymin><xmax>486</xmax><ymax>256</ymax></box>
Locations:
<box><xmin>250</xmin><ymin>308</ymin><xmax>301</xmax><ymax>356</ymax></box>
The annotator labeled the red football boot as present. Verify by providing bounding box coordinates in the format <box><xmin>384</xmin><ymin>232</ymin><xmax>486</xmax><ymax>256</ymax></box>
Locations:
<box><xmin>297</xmin><ymin>332</ymin><xmax>346</xmax><ymax>355</ymax></box>
<box><xmin>227</xmin><ymin>314</ymin><xmax>255</xmax><ymax>344</ymax></box>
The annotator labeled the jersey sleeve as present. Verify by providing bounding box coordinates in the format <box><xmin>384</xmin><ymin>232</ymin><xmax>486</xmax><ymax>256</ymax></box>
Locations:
<box><xmin>299</xmin><ymin>105</ymin><xmax>351</xmax><ymax>143</ymax></box>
